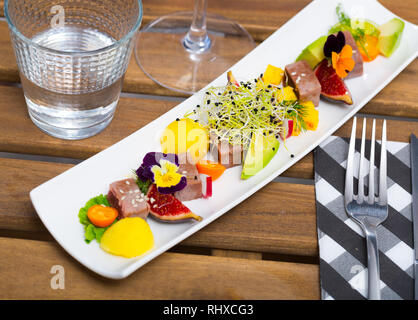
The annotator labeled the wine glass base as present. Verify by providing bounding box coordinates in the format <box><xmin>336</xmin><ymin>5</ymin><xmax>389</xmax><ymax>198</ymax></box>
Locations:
<box><xmin>135</xmin><ymin>12</ymin><xmax>256</xmax><ymax>95</ymax></box>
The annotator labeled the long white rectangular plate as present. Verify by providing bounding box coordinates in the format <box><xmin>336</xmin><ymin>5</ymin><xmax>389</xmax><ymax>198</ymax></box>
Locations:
<box><xmin>30</xmin><ymin>0</ymin><xmax>418</xmax><ymax>279</ymax></box>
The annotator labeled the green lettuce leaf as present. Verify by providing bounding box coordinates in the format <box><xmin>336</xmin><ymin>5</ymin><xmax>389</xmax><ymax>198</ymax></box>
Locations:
<box><xmin>78</xmin><ymin>194</ymin><xmax>114</xmax><ymax>244</ymax></box>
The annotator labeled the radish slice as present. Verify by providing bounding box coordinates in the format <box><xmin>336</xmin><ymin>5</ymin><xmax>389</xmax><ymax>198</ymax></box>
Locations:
<box><xmin>279</xmin><ymin>119</ymin><xmax>294</xmax><ymax>140</ymax></box>
<box><xmin>227</xmin><ymin>71</ymin><xmax>240</xmax><ymax>87</ymax></box>
<box><xmin>200</xmin><ymin>174</ymin><xmax>212</xmax><ymax>199</ymax></box>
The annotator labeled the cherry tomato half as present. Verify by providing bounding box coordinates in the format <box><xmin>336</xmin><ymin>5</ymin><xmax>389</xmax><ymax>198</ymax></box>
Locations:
<box><xmin>87</xmin><ymin>205</ymin><xmax>118</xmax><ymax>228</ymax></box>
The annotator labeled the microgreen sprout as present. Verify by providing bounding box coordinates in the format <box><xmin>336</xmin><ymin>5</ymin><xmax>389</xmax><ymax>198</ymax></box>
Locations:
<box><xmin>184</xmin><ymin>77</ymin><xmax>306</xmax><ymax>149</ymax></box>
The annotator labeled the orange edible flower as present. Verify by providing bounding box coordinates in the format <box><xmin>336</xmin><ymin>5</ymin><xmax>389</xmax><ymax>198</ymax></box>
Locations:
<box><xmin>331</xmin><ymin>44</ymin><xmax>355</xmax><ymax>78</ymax></box>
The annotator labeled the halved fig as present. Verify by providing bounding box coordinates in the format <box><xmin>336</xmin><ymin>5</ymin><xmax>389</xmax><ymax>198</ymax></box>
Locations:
<box><xmin>314</xmin><ymin>59</ymin><xmax>353</xmax><ymax>105</ymax></box>
<box><xmin>147</xmin><ymin>184</ymin><xmax>202</xmax><ymax>222</ymax></box>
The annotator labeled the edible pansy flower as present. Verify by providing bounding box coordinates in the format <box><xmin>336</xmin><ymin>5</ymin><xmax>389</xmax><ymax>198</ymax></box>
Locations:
<box><xmin>323</xmin><ymin>31</ymin><xmax>346</xmax><ymax>58</ymax></box>
<box><xmin>332</xmin><ymin>44</ymin><xmax>355</xmax><ymax>78</ymax></box>
<box><xmin>151</xmin><ymin>159</ymin><xmax>187</xmax><ymax>194</ymax></box>
<box><xmin>136</xmin><ymin>152</ymin><xmax>179</xmax><ymax>182</ymax></box>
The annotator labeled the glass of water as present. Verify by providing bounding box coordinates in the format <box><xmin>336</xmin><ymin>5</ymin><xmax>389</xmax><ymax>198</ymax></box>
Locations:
<box><xmin>4</xmin><ymin>0</ymin><xmax>143</xmax><ymax>140</ymax></box>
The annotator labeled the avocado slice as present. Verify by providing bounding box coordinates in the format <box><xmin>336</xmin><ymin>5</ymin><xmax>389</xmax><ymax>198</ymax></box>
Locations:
<box><xmin>296</xmin><ymin>35</ymin><xmax>327</xmax><ymax>69</ymax></box>
<box><xmin>378</xmin><ymin>18</ymin><xmax>405</xmax><ymax>57</ymax></box>
<box><xmin>241</xmin><ymin>132</ymin><xmax>280</xmax><ymax>180</ymax></box>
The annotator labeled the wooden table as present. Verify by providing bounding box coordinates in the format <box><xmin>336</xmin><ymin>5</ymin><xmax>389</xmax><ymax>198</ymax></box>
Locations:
<box><xmin>0</xmin><ymin>0</ymin><xmax>417</xmax><ymax>300</ymax></box>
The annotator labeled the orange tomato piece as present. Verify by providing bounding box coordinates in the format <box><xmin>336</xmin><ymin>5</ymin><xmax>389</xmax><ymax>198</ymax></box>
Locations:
<box><xmin>196</xmin><ymin>160</ymin><xmax>226</xmax><ymax>181</ymax></box>
<box><xmin>87</xmin><ymin>205</ymin><xmax>118</xmax><ymax>228</ymax></box>
<box><xmin>357</xmin><ymin>35</ymin><xmax>380</xmax><ymax>62</ymax></box>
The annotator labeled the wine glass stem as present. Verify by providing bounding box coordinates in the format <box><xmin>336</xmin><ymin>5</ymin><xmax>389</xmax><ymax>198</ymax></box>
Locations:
<box><xmin>183</xmin><ymin>0</ymin><xmax>211</xmax><ymax>53</ymax></box>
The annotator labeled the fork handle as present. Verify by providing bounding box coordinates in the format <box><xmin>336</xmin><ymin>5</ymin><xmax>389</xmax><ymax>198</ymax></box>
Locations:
<box><xmin>364</xmin><ymin>224</ymin><xmax>381</xmax><ymax>300</ymax></box>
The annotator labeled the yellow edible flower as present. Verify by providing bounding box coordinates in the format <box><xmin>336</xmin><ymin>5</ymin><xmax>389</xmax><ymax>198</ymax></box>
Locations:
<box><xmin>151</xmin><ymin>159</ymin><xmax>183</xmax><ymax>188</ymax></box>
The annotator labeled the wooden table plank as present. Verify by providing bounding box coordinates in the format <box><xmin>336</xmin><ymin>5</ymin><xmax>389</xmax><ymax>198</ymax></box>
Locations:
<box><xmin>0</xmin><ymin>237</ymin><xmax>319</xmax><ymax>299</ymax></box>
<box><xmin>0</xmin><ymin>0</ymin><xmax>417</xmax><ymax>99</ymax></box>
<box><xmin>1</xmin><ymin>0</ymin><xmax>417</xmax><ymax>30</ymax></box>
<box><xmin>0</xmin><ymin>158</ymin><xmax>318</xmax><ymax>256</ymax></box>
<box><xmin>0</xmin><ymin>85</ymin><xmax>416</xmax><ymax>179</ymax></box>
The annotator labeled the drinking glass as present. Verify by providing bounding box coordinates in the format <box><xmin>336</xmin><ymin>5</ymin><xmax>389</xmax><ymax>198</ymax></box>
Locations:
<box><xmin>135</xmin><ymin>0</ymin><xmax>256</xmax><ymax>95</ymax></box>
<box><xmin>4</xmin><ymin>0</ymin><xmax>143</xmax><ymax>140</ymax></box>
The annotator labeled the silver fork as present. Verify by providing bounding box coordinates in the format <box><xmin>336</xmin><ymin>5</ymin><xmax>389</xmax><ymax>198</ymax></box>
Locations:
<box><xmin>345</xmin><ymin>117</ymin><xmax>388</xmax><ymax>300</ymax></box>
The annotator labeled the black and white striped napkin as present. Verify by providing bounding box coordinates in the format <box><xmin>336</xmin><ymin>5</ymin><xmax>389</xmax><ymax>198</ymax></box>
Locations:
<box><xmin>314</xmin><ymin>135</ymin><xmax>414</xmax><ymax>300</ymax></box>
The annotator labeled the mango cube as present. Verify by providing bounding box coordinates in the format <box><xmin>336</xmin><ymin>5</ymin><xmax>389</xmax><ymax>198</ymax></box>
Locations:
<box><xmin>262</xmin><ymin>64</ymin><xmax>284</xmax><ymax>85</ymax></box>
<box><xmin>277</xmin><ymin>86</ymin><xmax>297</xmax><ymax>103</ymax></box>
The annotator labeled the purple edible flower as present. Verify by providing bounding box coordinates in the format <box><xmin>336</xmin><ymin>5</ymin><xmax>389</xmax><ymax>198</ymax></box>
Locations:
<box><xmin>136</xmin><ymin>152</ymin><xmax>179</xmax><ymax>182</ymax></box>
<box><xmin>323</xmin><ymin>31</ymin><xmax>346</xmax><ymax>58</ymax></box>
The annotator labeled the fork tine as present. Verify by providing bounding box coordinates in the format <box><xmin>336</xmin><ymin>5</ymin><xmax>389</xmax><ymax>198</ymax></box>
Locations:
<box><xmin>368</xmin><ymin>119</ymin><xmax>376</xmax><ymax>204</ymax></box>
<box><xmin>379</xmin><ymin>120</ymin><xmax>387</xmax><ymax>205</ymax></box>
<box><xmin>345</xmin><ymin>117</ymin><xmax>357</xmax><ymax>206</ymax></box>
<box><xmin>358</xmin><ymin>118</ymin><xmax>367</xmax><ymax>203</ymax></box>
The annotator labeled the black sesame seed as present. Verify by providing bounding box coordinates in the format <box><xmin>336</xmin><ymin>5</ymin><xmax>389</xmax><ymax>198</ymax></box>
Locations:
<box><xmin>268</xmin><ymin>85</ymin><xmax>272</xmax><ymax>88</ymax></box>
<box><xmin>272</xmin><ymin>147</ymin><xmax>275</xmax><ymax>151</ymax></box>
<box><xmin>176</xmin><ymin>118</ymin><xmax>180</xmax><ymax>121</ymax></box>
<box><xmin>207</xmin><ymin>100</ymin><xmax>211</xmax><ymax>104</ymax></box>
<box><xmin>196</xmin><ymin>104</ymin><xmax>200</xmax><ymax>108</ymax></box>
<box><xmin>291</xmin><ymin>154</ymin><xmax>294</xmax><ymax>158</ymax></box>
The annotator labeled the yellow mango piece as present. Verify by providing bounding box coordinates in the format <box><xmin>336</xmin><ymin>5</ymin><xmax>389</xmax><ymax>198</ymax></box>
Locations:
<box><xmin>292</xmin><ymin>123</ymin><xmax>302</xmax><ymax>136</ymax></box>
<box><xmin>277</xmin><ymin>86</ymin><xmax>297</xmax><ymax>103</ymax></box>
<box><xmin>291</xmin><ymin>101</ymin><xmax>319</xmax><ymax>136</ymax></box>
<box><xmin>262</xmin><ymin>64</ymin><xmax>284</xmax><ymax>85</ymax></box>
<box><xmin>161</xmin><ymin>118</ymin><xmax>209</xmax><ymax>162</ymax></box>
<box><xmin>100</xmin><ymin>218</ymin><xmax>154</xmax><ymax>258</ymax></box>
<box><xmin>300</xmin><ymin>101</ymin><xmax>319</xmax><ymax>131</ymax></box>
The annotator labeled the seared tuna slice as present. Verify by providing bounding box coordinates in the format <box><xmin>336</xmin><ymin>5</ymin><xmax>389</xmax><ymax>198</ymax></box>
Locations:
<box><xmin>107</xmin><ymin>178</ymin><xmax>149</xmax><ymax>219</ymax></box>
<box><xmin>175</xmin><ymin>153</ymin><xmax>203</xmax><ymax>201</ymax></box>
<box><xmin>209</xmin><ymin>133</ymin><xmax>243</xmax><ymax>168</ymax></box>
<box><xmin>336</xmin><ymin>31</ymin><xmax>363</xmax><ymax>79</ymax></box>
<box><xmin>284</xmin><ymin>60</ymin><xmax>321</xmax><ymax>107</ymax></box>
<box><xmin>175</xmin><ymin>175</ymin><xmax>203</xmax><ymax>202</ymax></box>
<box><xmin>218</xmin><ymin>141</ymin><xmax>243</xmax><ymax>168</ymax></box>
